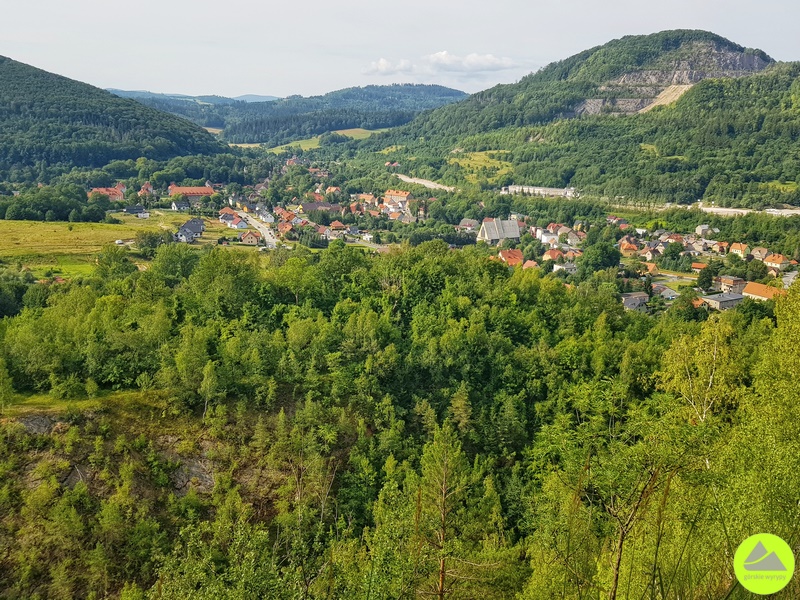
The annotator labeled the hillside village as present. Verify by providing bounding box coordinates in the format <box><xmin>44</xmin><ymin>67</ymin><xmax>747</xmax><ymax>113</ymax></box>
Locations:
<box><xmin>85</xmin><ymin>156</ymin><xmax>797</xmax><ymax>318</ymax></box>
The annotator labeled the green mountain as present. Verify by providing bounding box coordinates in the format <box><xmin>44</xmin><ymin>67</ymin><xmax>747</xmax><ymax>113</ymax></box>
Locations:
<box><xmin>363</xmin><ymin>31</ymin><xmax>800</xmax><ymax>208</ymax></box>
<box><xmin>119</xmin><ymin>83</ymin><xmax>468</xmax><ymax>145</ymax></box>
<box><xmin>400</xmin><ymin>30</ymin><xmax>772</xmax><ymax>142</ymax></box>
<box><xmin>0</xmin><ymin>57</ymin><xmax>224</xmax><ymax>179</ymax></box>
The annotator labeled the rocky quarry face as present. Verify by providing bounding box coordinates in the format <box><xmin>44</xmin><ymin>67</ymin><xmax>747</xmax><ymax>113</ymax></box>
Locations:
<box><xmin>575</xmin><ymin>41</ymin><xmax>773</xmax><ymax>116</ymax></box>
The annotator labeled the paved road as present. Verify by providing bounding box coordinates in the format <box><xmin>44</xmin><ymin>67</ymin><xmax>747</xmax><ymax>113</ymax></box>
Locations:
<box><xmin>396</xmin><ymin>174</ymin><xmax>456</xmax><ymax>192</ymax></box>
<box><xmin>238</xmin><ymin>211</ymin><xmax>277</xmax><ymax>248</ymax></box>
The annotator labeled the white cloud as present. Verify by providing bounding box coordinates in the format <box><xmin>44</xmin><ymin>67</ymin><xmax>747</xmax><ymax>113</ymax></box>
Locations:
<box><xmin>425</xmin><ymin>51</ymin><xmax>516</xmax><ymax>73</ymax></box>
<box><xmin>364</xmin><ymin>51</ymin><xmax>518</xmax><ymax>83</ymax></box>
<box><xmin>364</xmin><ymin>58</ymin><xmax>414</xmax><ymax>75</ymax></box>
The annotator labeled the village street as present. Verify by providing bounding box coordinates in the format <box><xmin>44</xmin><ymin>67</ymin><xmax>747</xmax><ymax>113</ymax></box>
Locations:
<box><xmin>238</xmin><ymin>210</ymin><xmax>277</xmax><ymax>248</ymax></box>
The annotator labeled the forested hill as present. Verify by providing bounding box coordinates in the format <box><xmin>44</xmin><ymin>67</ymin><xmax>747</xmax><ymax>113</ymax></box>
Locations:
<box><xmin>0</xmin><ymin>56</ymin><xmax>224</xmax><ymax>180</ymax></box>
<box><xmin>395</xmin><ymin>30</ymin><xmax>772</xmax><ymax>143</ymax></box>
<box><xmin>118</xmin><ymin>84</ymin><xmax>467</xmax><ymax>145</ymax></box>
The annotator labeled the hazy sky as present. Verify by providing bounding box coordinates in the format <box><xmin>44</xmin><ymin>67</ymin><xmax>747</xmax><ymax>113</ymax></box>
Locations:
<box><xmin>2</xmin><ymin>0</ymin><xmax>798</xmax><ymax>98</ymax></box>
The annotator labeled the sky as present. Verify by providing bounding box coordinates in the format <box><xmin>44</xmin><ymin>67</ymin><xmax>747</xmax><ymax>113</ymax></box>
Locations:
<box><xmin>2</xmin><ymin>0</ymin><xmax>799</xmax><ymax>98</ymax></box>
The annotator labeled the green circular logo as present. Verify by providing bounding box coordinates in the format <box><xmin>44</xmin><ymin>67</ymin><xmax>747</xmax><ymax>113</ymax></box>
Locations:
<box><xmin>734</xmin><ymin>533</ymin><xmax>795</xmax><ymax>595</ymax></box>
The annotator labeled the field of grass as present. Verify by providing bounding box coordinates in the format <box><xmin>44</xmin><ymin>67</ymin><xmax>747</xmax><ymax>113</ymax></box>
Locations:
<box><xmin>763</xmin><ymin>180</ymin><xmax>798</xmax><ymax>193</ymax></box>
<box><xmin>1</xmin><ymin>389</ymin><xmax>159</xmax><ymax>419</ymax></box>
<box><xmin>0</xmin><ymin>213</ymin><xmax>253</xmax><ymax>278</ymax></box>
<box><xmin>204</xmin><ymin>127</ymin><xmax>223</xmax><ymax>135</ymax></box>
<box><xmin>448</xmin><ymin>150</ymin><xmax>513</xmax><ymax>184</ymax></box>
<box><xmin>266</xmin><ymin>128</ymin><xmax>390</xmax><ymax>153</ymax></box>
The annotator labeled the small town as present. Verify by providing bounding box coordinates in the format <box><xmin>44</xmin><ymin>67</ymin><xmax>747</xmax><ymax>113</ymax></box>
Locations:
<box><xmin>87</xmin><ymin>156</ymin><xmax>796</xmax><ymax>317</ymax></box>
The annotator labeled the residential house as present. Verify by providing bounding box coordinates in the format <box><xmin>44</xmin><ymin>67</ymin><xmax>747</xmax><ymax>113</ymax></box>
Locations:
<box><xmin>256</xmin><ymin>209</ymin><xmax>275</xmax><ymax>223</ymax></box>
<box><xmin>642</xmin><ymin>249</ymin><xmax>661</xmax><ymax>262</ymax></box>
<box><xmin>329</xmin><ymin>220</ymin><xmax>348</xmax><ymax>232</ymax></box>
<box><xmin>564</xmin><ymin>250</ymin><xmax>583</xmax><ymax>261</ymax></box>
<box><xmin>716</xmin><ymin>276</ymin><xmax>746</xmax><ymax>294</ymax></box>
<box><xmin>696</xmin><ymin>224</ymin><xmax>711</xmax><ymax>237</ymax></box>
<box><xmin>498</xmin><ymin>249</ymin><xmax>524</xmax><ymax>267</ymax></box>
<box><xmin>642</xmin><ymin>262</ymin><xmax>659</xmax><ymax>275</ymax></box>
<box><xmin>764</xmin><ymin>253</ymin><xmax>789</xmax><ymax>271</ymax></box>
<box><xmin>457</xmin><ymin>218</ymin><xmax>480</xmax><ymax>232</ymax></box>
<box><xmin>566</xmin><ymin>231</ymin><xmax>582</xmax><ymax>246</ymax></box>
<box><xmin>353</xmin><ymin>193</ymin><xmax>377</xmax><ymax>205</ymax></box>
<box><xmin>750</xmin><ymin>247</ymin><xmax>770</xmax><ymax>262</ymax></box>
<box><xmin>539</xmin><ymin>232</ymin><xmax>559</xmax><ymax>247</ymax></box>
<box><xmin>742</xmin><ymin>282</ymin><xmax>787</xmax><ymax>301</ymax></box>
<box><xmin>138</xmin><ymin>182</ymin><xmax>154</xmax><ymax>197</ymax></box>
<box><xmin>238</xmin><ymin>230</ymin><xmax>262</xmax><ymax>246</ymax></box>
<box><xmin>124</xmin><ymin>205</ymin><xmax>146</xmax><ymax>215</ymax></box>
<box><xmin>227</xmin><ymin>217</ymin><xmax>248</xmax><ymax>229</ymax></box>
<box><xmin>522</xmin><ymin>260</ymin><xmax>539</xmax><ymax>269</ymax></box>
<box><xmin>712</xmin><ymin>241</ymin><xmax>729</xmax><ymax>254</ymax></box>
<box><xmin>384</xmin><ymin>189</ymin><xmax>412</xmax><ymax>203</ymax></box>
<box><xmin>184</xmin><ymin>218</ymin><xmax>205</xmax><ymax>233</ymax></box>
<box><xmin>620</xmin><ymin>241</ymin><xmax>639</xmax><ymax>257</ymax></box>
<box><xmin>172</xmin><ymin>200</ymin><xmax>190</xmax><ymax>211</ymax></box>
<box><xmin>730</xmin><ymin>243</ymin><xmax>750</xmax><ymax>258</ymax></box>
<box><xmin>175</xmin><ymin>227</ymin><xmax>196</xmax><ymax>243</ymax></box>
<box><xmin>219</xmin><ymin>212</ymin><xmax>235</xmax><ymax>225</ymax></box>
<box><xmin>477</xmin><ymin>219</ymin><xmax>520</xmax><ymax>245</ymax></box>
<box><xmin>553</xmin><ymin>262</ymin><xmax>577</xmax><ymax>274</ymax></box>
<box><xmin>691</xmin><ymin>262</ymin><xmax>707</xmax><ymax>273</ymax></box>
<box><xmin>652</xmin><ymin>284</ymin><xmax>678</xmax><ymax>300</ymax></box>
<box><xmin>542</xmin><ymin>249</ymin><xmax>564</xmax><ymax>262</ymax></box>
<box><xmin>621</xmin><ymin>292</ymin><xmax>649</xmax><ymax>312</ymax></box>
<box><xmin>702</xmin><ymin>293</ymin><xmax>744</xmax><ymax>311</ymax></box>
<box><xmin>277</xmin><ymin>222</ymin><xmax>293</xmax><ymax>236</ymax></box>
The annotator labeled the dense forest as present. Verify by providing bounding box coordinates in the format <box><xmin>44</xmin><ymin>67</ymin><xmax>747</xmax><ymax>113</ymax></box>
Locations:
<box><xmin>0</xmin><ymin>56</ymin><xmax>224</xmax><ymax>181</ymax></box>
<box><xmin>116</xmin><ymin>84</ymin><xmax>468</xmax><ymax>146</ymax></box>
<box><xmin>0</xmin><ymin>235</ymin><xmax>797</xmax><ymax>599</ymax></box>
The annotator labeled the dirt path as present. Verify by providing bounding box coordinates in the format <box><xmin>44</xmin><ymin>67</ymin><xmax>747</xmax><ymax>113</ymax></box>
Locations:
<box><xmin>395</xmin><ymin>174</ymin><xmax>456</xmax><ymax>192</ymax></box>
<box><xmin>639</xmin><ymin>85</ymin><xmax>693</xmax><ymax>113</ymax></box>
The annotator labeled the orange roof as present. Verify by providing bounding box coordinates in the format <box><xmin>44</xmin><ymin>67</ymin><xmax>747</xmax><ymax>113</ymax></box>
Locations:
<box><xmin>543</xmin><ymin>249</ymin><xmax>563</xmax><ymax>261</ymax></box>
<box><xmin>498</xmin><ymin>249</ymin><xmax>524</xmax><ymax>267</ymax></box>
<box><xmin>277</xmin><ymin>222</ymin><xmax>293</xmax><ymax>234</ymax></box>
<box><xmin>330</xmin><ymin>220</ymin><xmax>347</xmax><ymax>229</ymax></box>
<box><xmin>168</xmin><ymin>186</ymin><xmax>214</xmax><ymax>196</ymax></box>
<box><xmin>388</xmin><ymin>212</ymin><xmax>402</xmax><ymax>219</ymax></box>
<box><xmin>642</xmin><ymin>262</ymin><xmax>658</xmax><ymax>274</ymax></box>
<box><xmin>89</xmin><ymin>187</ymin><xmax>124</xmax><ymax>199</ymax></box>
<box><xmin>522</xmin><ymin>260</ymin><xmax>539</xmax><ymax>270</ymax></box>
<box><xmin>742</xmin><ymin>282</ymin><xmax>787</xmax><ymax>300</ymax></box>
<box><xmin>219</xmin><ymin>206</ymin><xmax>237</xmax><ymax>215</ymax></box>
<box><xmin>730</xmin><ymin>242</ymin><xmax>749</xmax><ymax>252</ymax></box>
<box><xmin>765</xmin><ymin>253</ymin><xmax>788</xmax><ymax>264</ymax></box>
<box><xmin>692</xmin><ymin>298</ymin><xmax>705</xmax><ymax>308</ymax></box>
<box><xmin>385</xmin><ymin>189</ymin><xmax>411</xmax><ymax>198</ymax></box>
<box><xmin>692</xmin><ymin>262</ymin><xmax>707</xmax><ymax>270</ymax></box>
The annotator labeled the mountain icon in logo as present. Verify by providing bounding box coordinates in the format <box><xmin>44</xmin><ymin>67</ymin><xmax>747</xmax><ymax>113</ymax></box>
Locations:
<box><xmin>744</xmin><ymin>541</ymin><xmax>788</xmax><ymax>572</ymax></box>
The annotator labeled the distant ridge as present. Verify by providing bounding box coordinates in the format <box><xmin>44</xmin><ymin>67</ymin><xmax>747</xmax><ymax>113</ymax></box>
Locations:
<box><xmin>0</xmin><ymin>56</ymin><xmax>224</xmax><ymax>178</ymax></box>
<box><xmin>399</xmin><ymin>30</ymin><xmax>773</xmax><ymax>141</ymax></box>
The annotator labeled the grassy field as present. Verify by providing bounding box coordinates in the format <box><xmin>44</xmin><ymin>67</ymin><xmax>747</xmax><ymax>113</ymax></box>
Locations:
<box><xmin>203</xmin><ymin>127</ymin><xmax>223</xmax><ymax>135</ymax></box>
<box><xmin>264</xmin><ymin>128</ymin><xmax>390</xmax><ymax>153</ymax></box>
<box><xmin>448</xmin><ymin>150</ymin><xmax>513</xmax><ymax>184</ymax></box>
<box><xmin>0</xmin><ymin>213</ymin><xmax>255</xmax><ymax>278</ymax></box>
